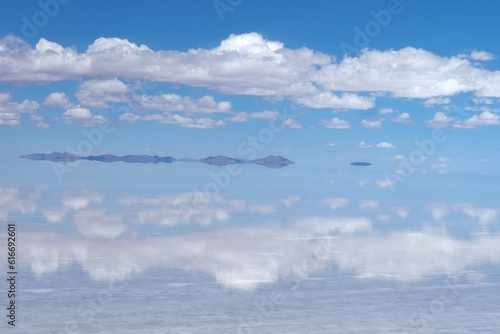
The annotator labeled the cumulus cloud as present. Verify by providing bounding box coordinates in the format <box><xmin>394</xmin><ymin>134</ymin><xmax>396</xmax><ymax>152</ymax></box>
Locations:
<box><xmin>321</xmin><ymin>117</ymin><xmax>350</xmax><ymax>129</ymax></box>
<box><xmin>295</xmin><ymin>92</ymin><xmax>375</xmax><ymax>110</ymax></box>
<box><xmin>376</xmin><ymin>142</ymin><xmax>395</xmax><ymax>149</ymax></box>
<box><xmin>3</xmin><ymin>33</ymin><xmax>500</xmax><ymax>115</ymax></box>
<box><xmin>225</xmin><ymin>110</ymin><xmax>280</xmax><ymax>123</ymax></box>
<box><xmin>426</xmin><ymin>111</ymin><xmax>500</xmax><ymax>129</ymax></box>
<box><xmin>119</xmin><ymin>113</ymin><xmax>225</xmax><ymax>128</ymax></box>
<box><xmin>0</xmin><ymin>93</ymin><xmax>39</xmax><ymax>126</ymax></box>
<box><xmin>139</xmin><ymin>94</ymin><xmax>232</xmax><ymax>114</ymax></box>
<box><xmin>391</xmin><ymin>112</ymin><xmax>412</xmax><ymax>123</ymax></box>
<box><xmin>378</xmin><ymin>108</ymin><xmax>395</xmax><ymax>114</ymax></box>
<box><xmin>424</xmin><ymin>96</ymin><xmax>451</xmax><ymax>107</ymax></box>
<box><xmin>43</xmin><ymin>92</ymin><xmax>73</xmax><ymax>109</ymax></box>
<box><xmin>453</xmin><ymin>111</ymin><xmax>500</xmax><ymax>129</ymax></box>
<box><xmin>314</xmin><ymin>47</ymin><xmax>500</xmax><ymax>98</ymax></box>
<box><xmin>61</xmin><ymin>107</ymin><xmax>107</xmax><ymax>127</ymax></box>
<box><xmin>117</xmin><ymin>93</ymin><xmax>234</xmax><ymax>128</ymax></box>
<box><xmin>361</xmin><ymin>119</ymin><xmax>382</xmax><ymax>128</ymax></box>
<box><xmin>425</xmin><ymin>111</ymin><xmax>454</xmax><ymax>128</ymax></box>
<box><xmin>76</xmin><ymin>79</ymin><xmax>131</xmax><ymax>108</ymax></box>
<box><xmin>283</xmin><ymin>118</ymin><xmax>302</xmax><ymax>129</ymax></box>
<box><xmin>357</xmin><ymin>141</ymin><xmax>372</xmax><ymax>148</ymax></box>
<box><xmin>470</xmin><ymin>50</ymin><xmax>495</xmax><ymax>61</ymax></box>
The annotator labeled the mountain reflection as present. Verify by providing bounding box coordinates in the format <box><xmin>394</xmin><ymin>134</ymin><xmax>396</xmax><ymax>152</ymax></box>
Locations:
<box><xmin>21</xmin><ymin>153</ymin><xmax>295</xmax><ymax>168</ymax></box>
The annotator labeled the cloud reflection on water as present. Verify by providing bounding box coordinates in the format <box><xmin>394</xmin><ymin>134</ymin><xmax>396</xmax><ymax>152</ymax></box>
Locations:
<box><xmin>1</xmin><ymin>186</ymin><xmax>499</xmax><ymax>292</ymax></box>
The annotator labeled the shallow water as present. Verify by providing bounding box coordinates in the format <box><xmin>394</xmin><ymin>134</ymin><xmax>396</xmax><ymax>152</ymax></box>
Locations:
<box><xmin>1</xmin><ymin>154</ymin><xmax>500</xmax><ymax>333</ymax></box>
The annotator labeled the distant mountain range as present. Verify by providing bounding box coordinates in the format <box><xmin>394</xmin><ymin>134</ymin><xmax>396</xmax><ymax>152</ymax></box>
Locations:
<box><xmin>20</xmin><ymin>153</ymin><xmax>295</xmax><ymax>169</ymax></box>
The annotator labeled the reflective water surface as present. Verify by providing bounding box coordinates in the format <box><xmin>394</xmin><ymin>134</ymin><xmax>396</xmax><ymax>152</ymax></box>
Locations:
<box><xmin>1</xmin><ymin>155</ymin><xmax>499</xmax><ymax>333</ymax></box>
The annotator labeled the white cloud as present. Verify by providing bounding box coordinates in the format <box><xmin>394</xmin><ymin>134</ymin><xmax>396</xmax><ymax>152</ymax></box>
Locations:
<box><xmin>3</xmin><ymin>33</ymin><xmax>500</xmax><ymax>114</ymax></box>
<box><xmin>224</xmin><ymin>112</ymin><xmax>248</xmax><ymax>123</ymax></box>
<box><xmin>470</xmin><ymin>50</ymin><xmax>494</xmax><ymax>61</ymax></box>
<box><xmin>391</xmin><ymin>112</ymin><xmax>412</xmax><ymax>123</ymax></box>
<box><xmin>376</xmin><ymin>142</ymin><xmax>395</xmax><ymax>149</ymax></box>
<box><xmin>225</xmin><ymin>110</ymin><xmax>280</xmax><ymax>123</ymax></box>
<box><xmin>295</xmin><ymin>92</ymin><xmax>375</xmax><ymax>110</ymax></box>
<box><xmin>321</xmin><ymin>117</ymin><xmax>350</xmax><ymax>129</ymax></box>
<box><xmin>281</xmin><ymin>196</ymin><xmax>300</xmax><ymax>207</ymax></box>
<box><xmin>393</xmin><ymin>155</ymin><xmax>405</xmax><ymax>160</ymax></box>
<box><xmin>424</xmin><ymin>96</ymin><xmax>451</xmax><ymax>107</ymax></box>
<box><xmin>426</xmin><ymin>110</ymin><xmax>500</xmax><ymax>129</ymax></box>
<box><xmin>361</xmin><ymin>119</ymin><xmax>382</xmax><ymax>128</ymax></box>
<box><xmin>0</xmin><ymin>93</ymin><xmax>39</xmax><ymax>126</ymax></box>
<box><xmin>322</xmin><ymin>198</ymin><xmax>349</xmax><ymax>210</ymax></box>
<box><xmin>453</xmin><ymin>111</ymin><xmax>500</xmax><ymax>129</ymax></box>
<box><xmin>139</xmin><ymin>94</ymin><xmax>232</xmax><ymax>114</ymax></box>
<box><xmin>314</xmin><ymin>48</ymin><xmax>494</xmax><ymax>98</ymax></box>
<box><xmin>118</xmin><ymin>112</ymin><xmax>140</xmax><ymax>122</ymax></box>
<box><xmin>378</xmin><ymin>108</ymin><xmax>395</xmax><ymax>114</ymax></box>
<box><xmin>473</xmin><ymin>97</ymin><xmax>493</xmax><ymax>105</ymax></box>
<box><xmin>357</xmin><ymin>141</ymin><xmax>372</xmax><ymax>148</ymax></box>
<box><xmin>76</xmin><ymin>79</ymin><xmax>131</xmax><ymax>109</ymax></box>
<box><xmin>359</xmin><ymin>200</ymin><xmax>380</xmax><ymax>209</ymax></box>
<box><xmin>35</xmin><ymin>121</ymin><xmax>50</xmax><ymax>128</ymax></box>
<box><xmin>61</xmin><ymin>107</ymin><xmax>107</xmax><ymax>127</ymax></box>
<box><xmin>43</xmin><ymin>92</ymin><xmax>73</xmax><ymax>109</ymax></box>
<box><xmin>283</xmin><ymin>118</ymin><xmax>302</xmax><ymax>129</ymax></box>
<box><xmin>120</xmin><ymin>113</ymin><xmax>225</xmax><ymax>129</ymax></box>
<box><xmin>249</xmin><ymin>110</ymin><xmax>279</xmax><ymax>119</ymax></box>
<box><xmin>425</xmin><ymin>111</ymin><xmax>454</xmax><ymax>128</ymax></box>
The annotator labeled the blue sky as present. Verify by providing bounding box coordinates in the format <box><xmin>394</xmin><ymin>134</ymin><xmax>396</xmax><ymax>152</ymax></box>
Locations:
<box><xmin>1</xmin><ymin>1</ymin><xmax>500</xmax><ymax>332</ymax></box>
